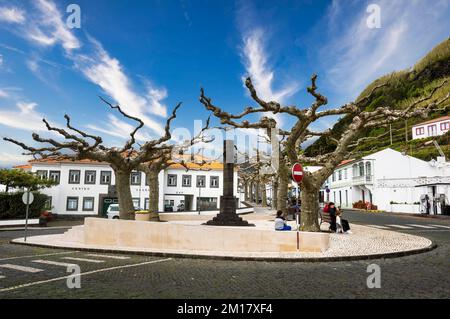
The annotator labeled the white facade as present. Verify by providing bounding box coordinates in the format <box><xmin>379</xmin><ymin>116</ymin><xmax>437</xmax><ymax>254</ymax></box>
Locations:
<box><xmin>321</xmin><ymin>148</ymin><xmax>450</xmax><ymax>214</ymax></box>
<box><xmin>411</xmin><ymin>116</ymin><xmax>450</xmax><ymax>140</ymax></box>
<box><xmin>20</xmin><ymin>159</ymin><xmax>239</xmax><ymax>216</ymax></box>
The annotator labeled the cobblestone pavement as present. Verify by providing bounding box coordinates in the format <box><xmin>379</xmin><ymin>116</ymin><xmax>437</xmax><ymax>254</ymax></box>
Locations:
<box><xmin>0</xmin><ymin>211</ymin><xmax>449</xmax><ymax>298</ymax></box>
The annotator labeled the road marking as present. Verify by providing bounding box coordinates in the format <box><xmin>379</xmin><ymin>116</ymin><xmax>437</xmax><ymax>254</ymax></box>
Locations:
<box><xmin>0</xmin><ymin>258</ymin><xmax>172</xmax><ymax>292</ymax></box>
<box><xmin>366</xmin><ymin>225</ymin><xmax>390</xmax><ymax>229</ymax></box>
<box><xmin>32</xmin><ymin>260</ymin><xmax>77</xmax><ymax>267</ymax></box>
<box><xmin>406</xmin><ymin>224</ymin><xmax>436</xmax><ymax>229</ymax></box>
<box><xmin>0</xmin><ymin>264</ymin><xmax>44</xmax><ymax>273</ymax></box>
<box><xmin>386</xmin><ymin>224</ymin><xmax>413</xmax><ymax>229</ymax></box>
<box><xmin>429</xmin><ymin>224</ymin><xmax>450</xmax><ymax>229</ymax></box>
<box><xmin>62</xmin><ymin>257</ymin><xmax>104</xmax><ymax>263</ymax></box>
<box><xmin>86</xmin><ymin>254</ymin><xmax>130</xmax><ymax>260</ymax></box>
<box><xmin>0</xmin><ymin>251</ymin><xmax>77</xmax><ymax>262</ymax></box>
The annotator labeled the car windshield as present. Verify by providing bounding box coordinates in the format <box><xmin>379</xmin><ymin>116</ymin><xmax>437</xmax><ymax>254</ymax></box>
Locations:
<box><xmin>109</xmin><ymin>206</ymin><xmax>119</xmax><ymax>211</ymax></box>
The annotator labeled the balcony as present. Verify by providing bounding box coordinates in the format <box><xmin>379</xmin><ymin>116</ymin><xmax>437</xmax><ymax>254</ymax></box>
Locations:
<box><xmin>352</xmin><ymin>174</ymin><xmax>374</xmax><ymax>185</ymax></box>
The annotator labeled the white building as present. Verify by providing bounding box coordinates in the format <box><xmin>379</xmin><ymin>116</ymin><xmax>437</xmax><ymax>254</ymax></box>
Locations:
<box><xmin>411</xmin><ymin>115</ymin><xmax>450</xmax><ymax>139</ymax></box>
<box><xmin>321</xmin><ymin>148</ymin><xmax>450</xmax><ymax>214</ymax></box>
<box><xmin>13</xmin><ymin>158</ymin><xmax>239</xmax><ymax>216</ymax></box>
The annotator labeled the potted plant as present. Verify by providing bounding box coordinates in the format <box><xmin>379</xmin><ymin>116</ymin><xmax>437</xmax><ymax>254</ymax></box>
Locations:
<box><xmin>134</xmin><ymin>210</ymin><xmax>151</xmax><ymax>221</ymax></box>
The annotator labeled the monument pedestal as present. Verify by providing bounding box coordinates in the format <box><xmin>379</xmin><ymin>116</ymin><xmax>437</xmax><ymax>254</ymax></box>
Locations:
<box><xmin>205</xmin><ymin>196</ymin><xmax>254</xmax><ymax>226</ymax></box>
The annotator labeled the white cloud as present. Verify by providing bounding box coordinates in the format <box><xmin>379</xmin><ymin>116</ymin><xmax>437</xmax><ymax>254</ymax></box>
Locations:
<box><xmin>242</xmin><ymin>29</ymin><xmax>298</xmax><ymax>103</ymax></box>
<box><xmin>0</xmin><ymin>152</ymin><xmax>31</xmax><ymax>167</ymax></box>
<box><xmin>73</xmin><ymin>39</ymin><xmax>166</xmax><ymax>135</ymax></box>
<box><xmin>0</xmin><ymin>6</ymin><xmax>25</xmax><ymax>24</ymax></box>
<box><xmin>0</xmin><ymin>54</ymin><xmax>3</xmax><ymax>67</ymax></box>
<box><xmin>86</xmin><ymin>114</ymin><xmax>155</xmax><ymax>142</ymax></box>
<box><xmin>26</xmin><ymin>0</ymin><xmax>80</xmax><ymax>51</ymax></box>
<box><xmin>241</xmin><ymin>29</ymin><xmax>299</xmax><ymax>127</ymax></box>
<box><xmin>320</xmin><ymin>0</ymin><xmax>450</xmax><ymax>100</ymax></box>
<box><xmin>0</xmin><ymin>102</ymin><xmax>49</xmax><ymax>131</ymax></box>
<box><xmin>0</xmin><ymin>89</ymin><xmax>8</xmax><ymax>98</ymax></box>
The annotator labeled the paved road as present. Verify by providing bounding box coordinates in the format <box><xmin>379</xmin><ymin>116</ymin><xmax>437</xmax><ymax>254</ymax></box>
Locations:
<box><xmin>0</xmin><ymin>211</ymin><xmax>449</xmax><ymax>299</ymax></box>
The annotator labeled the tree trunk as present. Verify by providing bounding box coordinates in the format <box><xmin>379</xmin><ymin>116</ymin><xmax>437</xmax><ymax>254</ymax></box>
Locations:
<box><xmin>146</xmin><ymin>170</ymin><xmax>160</xmax><ymax>214</ymax></box>
<box><xmin>255</xmin><ymin>181</ymin><xmax>260</xmax><ymax>205</ymax></box>
<box><xmin>244</xmin><ymin>180</ymin><xmax>249</xmax><ymax>202</ymax></box>
<box><xmin>300</xmin><ymin>177</ymin><xmax>321</xmax><ymax>232</ymax></box>
<box><xmin>272</xmin><ymin>178</ymin><xmax>278</xmax><ymax>210</ymax></box>
<box><xmin>261</xmin><ymin>183</ymin><xmax>267</xmax><ymax>207</ymax></box>
<box><xmin>277</xmin><ymin>165</ymin><xmax>289</xmax><ymax>214</ymax></box>
<box><xmin>114</xmin><ymin>169</ymin><xmax>135</xmax><ymax>220</ymax></box>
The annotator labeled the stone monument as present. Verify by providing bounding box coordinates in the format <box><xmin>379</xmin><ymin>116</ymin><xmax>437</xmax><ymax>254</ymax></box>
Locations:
<box><xmin>205</xmin><ymin>140</ymin><xmax>254</xmax><ymax>226</ymax></box>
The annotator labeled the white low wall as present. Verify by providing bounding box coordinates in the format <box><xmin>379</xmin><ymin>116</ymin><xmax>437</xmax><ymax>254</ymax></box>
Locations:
<box><xmin>82</xmin><ymin>218</ymin><xmax>329</xmax><ymax>253</ymax></box>
<box><xmin>389</xmin><ymin>204</ymin><xmax>421</xmax><ymax>214</ymax></box>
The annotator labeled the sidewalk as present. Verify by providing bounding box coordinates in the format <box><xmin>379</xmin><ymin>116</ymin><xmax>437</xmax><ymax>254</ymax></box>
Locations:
<box><xmin>345</xmin><ymin>208</ymin><xmax>450</xmax><ymax>219</ymax></box>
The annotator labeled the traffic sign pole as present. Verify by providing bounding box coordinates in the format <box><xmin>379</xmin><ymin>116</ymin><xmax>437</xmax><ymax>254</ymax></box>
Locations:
<box><xmin>24</xmin><ymin>189</ymin><xmax>30</xmax><ymax>242</ymax></box>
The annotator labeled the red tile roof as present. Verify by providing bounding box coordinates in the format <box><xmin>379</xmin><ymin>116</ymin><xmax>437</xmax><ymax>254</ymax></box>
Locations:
<box><xmin>412</xmin><ymin>116</ymin><xmax>450</xmax><ymax>127</ymax></box>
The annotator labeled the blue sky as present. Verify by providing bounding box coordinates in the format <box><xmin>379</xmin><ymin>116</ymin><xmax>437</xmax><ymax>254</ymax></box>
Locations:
<box><xmin>0</xmin><ymin>0</ymin><xmax>449</xmax><ymax>167</ymax></box>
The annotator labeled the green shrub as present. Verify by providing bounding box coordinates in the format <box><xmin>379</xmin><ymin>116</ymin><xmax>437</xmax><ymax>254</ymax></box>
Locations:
<box><xmin>0</xmin><ymin>192</ymin><xmax>49</xmax><ymax>220</ymax></box>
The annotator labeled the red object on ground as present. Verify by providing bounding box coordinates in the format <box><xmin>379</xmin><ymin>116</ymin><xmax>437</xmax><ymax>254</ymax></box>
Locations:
<box><xmin>291</xmin><ymin>163</ymin><xmax>304</xmax><ymax>183</ymax></box>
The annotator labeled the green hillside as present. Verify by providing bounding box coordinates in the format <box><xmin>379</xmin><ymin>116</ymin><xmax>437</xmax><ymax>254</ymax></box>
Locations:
<box><xmin>304</xmin><ymin>37</ymin><xmax>450</xmax><ymax>161</ymax></box>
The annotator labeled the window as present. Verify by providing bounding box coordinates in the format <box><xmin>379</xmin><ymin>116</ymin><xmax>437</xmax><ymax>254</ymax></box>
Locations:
<box><xmin>332</xmin><ymin>172</ymin><xmax>336</xmax><ymax>182</ymax></box>
<box><xmin>36</xmin><ymin>170</ymin><xmax>48</xmax><ymax>180</ymax></box>
<box><xmin>130</xmin><ymin>172</ymin><xmax>141</xmax><ymax>185</ymax></box>
<box><xmin>144</xmin><ymin>198</ymin><xmax>150</xmax><ymax>210</ymax></box>
<box><xmin>428</xmin><ymin>124</ymin><xmax>437</xmax><ymax>137</ymax></box>
<box><xmin>182</xmin><ymin>175</ymin><xmax>191</xmax><ymax>187</ymax></box>
<box><xmin>44</xmin><ymin>197</ymin><xmax>52</xmax><ymax>210</ymax></box>
<box><xmin>133</xmin><ymin>198</ymin><xmax>140</xmax><ymax>209</ymax></box>
<box><xmin>359</xmin><ymin>163</ymin><xmax>364</xmax><ymax>176</ymax></box>
<box><xmin>197</xmin><ymin>175</ymin><xmax>206</xmax><ymax>188</ymax></box>
<box><xmin>68</xmin><ymin>170</ymin><xmax>81</xmax><ymax>184</ymax></box>
<box><xmin>49</xmin><ymin>171</ymin><xmax>60</xmax><ymax>184</ymax></box>
<box><xmin>167</xmin><ymin>174</ymin><xmax>177</xmax><ymax>187</ymax></box>
<box><xmin>366</xmin><ymin>162</ymin><xmax>372</xmax><ymax>176</ymax></box>
<box><xmin>82</xmin><ymin>197</ymin><xmax>95</xmax><ymax>211</ymax></box>
<box><xmin>210</xmin><ymin>176</ymin><xmax>219</xmax><ymax>188</ymax></box>
<box><xmin>441</xmin><ymin>122</ymin><xmax>450</xmax><ymax>131</ymax></box>
<box><xmin>344</xmin><ymin>169</ymin><xmax>348</xmax><ymax>179</ymax></box>
<box><xmin>100</xmin><ymin>171</ymin><xmax>112</xmax><ymax>185</ymax></box>
<box><xmin>85</xmin><ymin>170</ymin><xmax>96</xmax><ymax>184</ymax></box>
<box><xmin>338</xmin><ymin>170</ymin><xmax>342</xmax><ymax>181</ymax></box>
<box><xmin>66</xmin><ymin>197</ymin><xmax>79</xmax><ymax>211</ymax></box>
<box><xmin>415</xmin><ymin>127</ymin><xmax>425</xmax><ymax>136</ymax></box>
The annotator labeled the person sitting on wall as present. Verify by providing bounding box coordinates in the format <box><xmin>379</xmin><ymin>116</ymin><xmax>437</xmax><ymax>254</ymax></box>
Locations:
<box><xmin>335</xmin><ymin>209</ymin><xmax>352</xmax><ymax>234</ymax></box>
<box><xmin>328</xmin><ymin>202</ymin><xmax>338</xmax><ymax>232</ymax></box>
<box><xmin>274</xmin><ymin>210</ymin><xmax>292</xmax><ymax>231</ymax></box>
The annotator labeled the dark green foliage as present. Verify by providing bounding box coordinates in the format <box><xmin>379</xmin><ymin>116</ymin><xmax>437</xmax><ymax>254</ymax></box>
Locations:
<box><xmin>0</xmin><ymin>169</ymin><xmax>57</xmax><ymax>193</ymax></box>
<box><xmin>0</xmin><ymin>192</ymin><xmax>49</xmax><ymax>220</ymax></box>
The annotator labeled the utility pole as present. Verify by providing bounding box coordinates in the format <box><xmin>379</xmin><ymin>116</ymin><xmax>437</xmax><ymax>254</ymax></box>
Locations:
<box><xmin>390</xmin><ymin>124</ymin><xmax>393</xmax><ymax>145</ymax></box>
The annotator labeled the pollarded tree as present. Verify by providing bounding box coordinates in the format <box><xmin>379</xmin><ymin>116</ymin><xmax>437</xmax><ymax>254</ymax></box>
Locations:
<box><xmin>4</xmin><ymin>98</ymin><xmax>182</xmax><ymax>220</ymax></box>
<box><xmin>200</xmin><ymin>74</ymin><xmax>449</xmax><ymax>231</ymax></box>
<box><xmin>137</xmin><ymin>121</ymin><xmax>212</xmax><ymax>218</ymax></box>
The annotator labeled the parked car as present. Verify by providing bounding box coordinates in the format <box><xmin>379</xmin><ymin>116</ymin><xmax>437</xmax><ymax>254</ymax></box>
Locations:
<box><xmin>107</xmin><ymin>204</ymin><xmax>120</xmax><ymax>219</ymax></box>
<box><xmin>107</xmin><ymin>204</ymin><xmax>142</xmax><ymax>219</ymax></box>
<box><xmin>164</xmin><ymin>205</ymin><xmax>173</xmax><ymax>212</ymax></box>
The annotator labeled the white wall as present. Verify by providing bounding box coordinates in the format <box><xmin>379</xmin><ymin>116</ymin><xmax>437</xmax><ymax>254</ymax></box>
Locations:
<box><xmin>322</xmin><ymin>148</ymin><xmax>450</xmax><ymax>214</ymax></box>
<box><xmin>29</xmin><ymin>162</ymin><xmax>237</xmax><ymax>215</ymax></box>
<box><xmin>412</xmin><ymin>118</ymin><xmax>450</xmax><ymax>139</ymax></box>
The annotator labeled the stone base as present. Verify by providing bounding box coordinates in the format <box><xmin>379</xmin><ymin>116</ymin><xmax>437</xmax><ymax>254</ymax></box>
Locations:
<box><xmin>205</xmin><ymin>195</ymin><xmax>254</xmax><ymax>226</ymax></box>
<box><xmin>204</xmin><ymin>214</ymin><xmax>255</xmax><ymax>226</ymax></box>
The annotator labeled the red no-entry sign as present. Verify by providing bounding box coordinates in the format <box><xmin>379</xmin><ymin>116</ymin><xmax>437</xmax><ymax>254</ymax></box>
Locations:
<box><xmin>291</xmin><ymin>163</ymin><xmax>304</xmax><ymax>183</ymax></box>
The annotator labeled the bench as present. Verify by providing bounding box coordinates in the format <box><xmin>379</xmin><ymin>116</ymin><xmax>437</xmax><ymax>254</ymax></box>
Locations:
<box><xmin>319</xmin><ymin>209</ymin><xmax>331</xmax><ymax>226</ymax></box>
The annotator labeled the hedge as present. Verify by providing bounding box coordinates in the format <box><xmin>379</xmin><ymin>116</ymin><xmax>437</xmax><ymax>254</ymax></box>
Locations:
<box><xmin>0</xmin><ymin>192</ymin><xmax>49</xmax><ymax>220</ymax></box>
